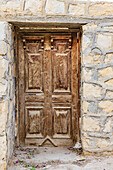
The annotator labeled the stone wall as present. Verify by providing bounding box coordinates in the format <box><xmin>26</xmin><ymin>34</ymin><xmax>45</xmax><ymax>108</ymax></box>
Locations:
<box><xmin>1</xmin><ymin>0</ymin><xmax>113</xmax><ymax>169</ymax></box>
<box><xmin>81</xmin><ymin>23</ymin><xmax>113</xmax><ymax>154</ymax></box>
<box><xmin>0</xmin><ymin>0</ymin><xmax>113</xmax><ymax>21</ymax></box>
<box><xmin>0</xmin><ymin>22</ymin><xmax>15</xmax><ymax>169</ymax></box>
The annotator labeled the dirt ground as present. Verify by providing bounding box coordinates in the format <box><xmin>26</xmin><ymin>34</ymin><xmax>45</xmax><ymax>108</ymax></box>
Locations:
<box><xmin>8</xmin><ymin>146</ymin><xmax>113</xmax><ymax>170</ymax></box>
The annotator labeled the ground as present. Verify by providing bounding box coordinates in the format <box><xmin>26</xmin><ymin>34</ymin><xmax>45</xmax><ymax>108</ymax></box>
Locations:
<box><xmin>8</xmin><ymin>146</ymin><xmax>113</xmax><ymax>170</ymax></box>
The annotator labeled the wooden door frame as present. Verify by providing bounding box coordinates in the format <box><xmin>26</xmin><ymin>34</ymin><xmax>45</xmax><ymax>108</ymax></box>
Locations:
<box><xmin>15</xmin><ymin>26</ymin><xmax>81</xmax><ymax>146</ymax></box>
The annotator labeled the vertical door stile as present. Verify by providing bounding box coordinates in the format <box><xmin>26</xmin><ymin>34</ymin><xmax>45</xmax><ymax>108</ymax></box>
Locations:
<box><xmin>19</xmin><ymin>34</ymin><xmax>25</xmax><ymax>145</ymax></box>
<box><xmin>44</xmin><ymin>35</ymin><xmax>52</xmax><ymax>138</ymax></box>
<box><xmin>71</xmin><ymin>33</ymin><xmax>78</xmax><ymax>143</ymax></box>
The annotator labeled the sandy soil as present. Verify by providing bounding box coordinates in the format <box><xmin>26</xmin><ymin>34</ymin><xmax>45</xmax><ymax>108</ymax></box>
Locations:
<box><xmin>8</xmin><ymin>146</ymin><xmax>113</xmax><ymax>170</ymax></box>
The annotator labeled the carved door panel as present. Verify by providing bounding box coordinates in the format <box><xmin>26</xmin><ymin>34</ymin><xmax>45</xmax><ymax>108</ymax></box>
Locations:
<box><xmin>19</xmin><ymin>33</ymin><xmax>79</xmax><ymax>146</ymax></box>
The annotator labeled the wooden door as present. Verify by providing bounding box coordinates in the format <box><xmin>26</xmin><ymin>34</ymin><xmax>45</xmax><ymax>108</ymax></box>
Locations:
<box><xmin>18</xmin><ymin>33</ymin><xmax>79</xmax><ymax>147</ymax></box>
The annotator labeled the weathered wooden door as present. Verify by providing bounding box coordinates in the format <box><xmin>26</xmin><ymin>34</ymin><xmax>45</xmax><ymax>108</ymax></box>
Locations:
<box><xmin>18</xmin><ymin>33</ymin><xmax>80</xmax><ymax>146</ymax></box>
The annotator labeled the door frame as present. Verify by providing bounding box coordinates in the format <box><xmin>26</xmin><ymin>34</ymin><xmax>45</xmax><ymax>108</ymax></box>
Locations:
<box><xmin>15</xmin><ymin>26</ymin><xmax>81</xmax><ymax>146</ymax></box>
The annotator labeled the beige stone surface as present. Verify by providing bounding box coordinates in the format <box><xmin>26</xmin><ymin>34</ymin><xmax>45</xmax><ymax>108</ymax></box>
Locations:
<box><xmin>82</xmin><ymin>35</ymin><xmax>91</xmax><ymax>52</ymax></box>
<box><xmin>105</xmin><ymin>90</ymin><xmax>113</xmax><ymax>98</ymax></box>
<box><xmin>45</xmin><ymin>0</ymin><xmax>65</xmax><ymax>14</ymax></box>
<box><xmin>0</xmin><ymin>162</ymin><xmax>7</xmax><ymax>170</ymax></box>
<box><xmin>103</xmin><ymin>120</ymin><xmax>112</xmax><ymax>133</ymax></box>
<box><xmin>69</xmin><ymin>3</ymin><xmax>86</xmax><ymax>16</ymax></box>
<box><xmin>83</xmin><ymin>83</ymin><xmax>103</xmax><ymax>98</ymax></box>
<box><xmin>25</xmin><ymin>0</ymin><xmax>43</xmax><ymax>13</ymax></box>
<box><xmin>0</xmin><ymin>1</ymin><xmax>21</xmax><ymax>12</ymax></box>
<box><xmin>105</xmin><ymin>78</ymin><xmax>113</xmax><ymax>86</ymax></box>
<box><xmin>104</xmin><ymin>54</ymin><xmax>113</xmax><ymax>64</ymax></box>
<box><xmin>0</xmin><ymin>136</ymin><xmax>7</xmax><ymax>161</ymax></box>
<box><xmin>0</xmin><ymin>22</ymin><xmax>7</xmax><ymax>41</ymax></box>
<box><xmin>0</xmin><ymin>81</ymin><xmax>7</xmax><ymax>97</ymax></box>
<box><xmin>0</xmin><ymin>57</ymin><xmax>8</xmax><ymax>79</ymax></box>
<box><xmin>82</xmin><ymin>68</ymin><xmax>94</xmax><ymax>81</ymax></box>
<box><xmin>96</xmin><ymin>139</ymin><xmax>109</xmax><ymax>149</ymax></box>
<box><xmin>82</xmin><ymin>101</ymin><xmax>90</xmax><ymax>113</ymax></box>
<box><xmin>96</xmin><ymin>34</ymin><xmax>112</xmax><ymax>51</ymax></box>
<box><xmin>99</xmin><ymin>100</ymin><xmax>113</xmax><ymax>113</ymax></box>
<box><xmin>0</xmin><ymin>41</ymin><xmax>7</xmax><ymax>55</ymax></box>
<box><xmin>98</xmin><ymin>67</ymin><xmax>113</xmax><ymax>78</ymax></box>
<box><xmin>89</xmin><ymin>3</ymin><xmax>113</xmax><ymax>16</ymax></box>
<box><xmin>82</xmin><ymin>117</ymin><xmax>100</xmax><ymax>131</ymax></box>
<box><xmin>0</xmin><ymin>101</ymin><xmax>8</xmax><ymax>133</ymax></box>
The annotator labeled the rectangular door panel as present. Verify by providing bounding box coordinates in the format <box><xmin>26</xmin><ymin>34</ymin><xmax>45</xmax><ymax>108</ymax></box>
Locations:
<box><xmin>24</xmin><ymin>36</ymin><xmax>44</xmax><ymax>93</ymax></box>
<box><xmin>25</xmin><ymin>106</ymin><xmax>44</xmax><ymax>138</ymax></box>
<box><xmin>51</xmin><ymin>36</ymin><xmax>72</xmax><ymax>93</ymax></box>
<box><xmin>53</xmin><ymin>107</ymin><xmax>71</xmax><ymax>139</ymax></box>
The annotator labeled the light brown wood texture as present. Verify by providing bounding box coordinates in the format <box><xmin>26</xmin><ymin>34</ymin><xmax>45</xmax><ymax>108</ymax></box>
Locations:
<box><xmin>18</xmin><ymin>33</ymin><xmax>80</xmax><ymax>146</ymax></box>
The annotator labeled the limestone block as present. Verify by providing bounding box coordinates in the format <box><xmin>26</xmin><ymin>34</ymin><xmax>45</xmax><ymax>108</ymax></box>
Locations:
<box><xmin>104</xmin><ymin>54</ymin><xmax>113</xmax><ymax>64</ymax></box>
<box><xmin>0</xmin><ymin>81</ymin><xmax>7</xmax><ymax>97</ymax></box>
<box><xmin>25</xmin><ymin>0</ymin><xmax>43</xmax><ymax>13</ymax></box>
<box><xmin>0</xmin><ymin>57</ymin><xmax>8</xmax><ymax>79</ymax></box>
<box><xmin>82</xmin><ymin>101</ymin><xmax>90</xmax><ymax>113</ymax></box>
<box><xmin>96</xmin><ymin>139</ymin><xmax>109</xmax><ymax>149</ymax></box>
<box><xmin>0</xmin><ymin>162</ymin><xmax>7</xmax><ymax>170</ymax></box>
<box><xmin>69</xmin><ymin>3</ymin><xmax>85</xmax><ymax>16</ymax></box>
<box><xmin>98</xmin><ymin>67</ymin><xmax>113</xmax><ymax>78</ymax></box>
<box><xmin>0</xmin><ymin>1</ymin><xmax>21</xmax><ymax>12</ymax></box>
<box><xmin>99</xmin><ymin>101</ymin><xmax>113</xmax><ymax>113</ymax></box>
<box><xmin>105</xmin><ymin>79</ymin><xmax>113</xmax><ymax>86</ymax></box>
<box><xmin>83</xmin><ymin>24</ymin><xmax>98</xmax><ymax>32</ymax></box>
<box><xmin>45</xmin><ymin>0</ymin><xmax>65</xmax><ymax>14</ymax></box>
<box><xmin>82</xmin><ymin>54</ymin><xmax>93</xmax><ymax>65</ymax></box>
<box><xmin>82</xmin><ymin>137</ymin><xmax>90</xmax><ymax>149</ymax></box>
<box><xmin>82</xmin><ymin>35</ymin><xmax>91</xmax><ymax>52</ymax></box>
<box><xmin>82</xmin><ymin>117</ymin><xmax>100</xmax><ymax>132</ymax></box>
<box><xmin>0</xmin><ymin>41</ymin><xmax>7</xmax><ymax>55</ymax></box>
<box><xmin>103</xmin><ymin>120</ymin><xmax>112</xmax><ymax>133</ymax></box>
<box><xmin>0</xmin><ymin>101</ymin><xmax>8</xmax><ymax>133</ymax></box>
<box><xmin>83</xmin><ymin>83</ymin><xmax>103</xmax><ymax>99</ymax></box>
<box><xmin>105</xmin><ymin>91</ymin><xmax>113</xmax><ymax>99</ymax></box>
<box><xmin>96</xmin><ymin>34</ymin><xmax>112</xmax><ymax>51</ymax></box>
<box><xmin>82</xmin><ymin>68</ymin><xmax>95</xmax><ymax>81</ymax></box>
<box><xmin>7</xmin><ymin>25</ymin><xmax>13</xmax><ymax>46</ymax></box>
<box><xmin>89</xmin><ymin>3</ymin><xmax>113</xmax><ymax>16</ymax></box>
<box><xmin>0</xmin><ymin>22</ymin><xmax>7</xmax><ymax>41</ymax></box>
<box><xmin>0</xmin><ymin>136</ymin><xmax>7</xmax><ymax>161</ymax></box>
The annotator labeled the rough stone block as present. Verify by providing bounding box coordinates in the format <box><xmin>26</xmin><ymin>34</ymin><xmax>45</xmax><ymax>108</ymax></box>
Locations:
<box><xmin>69</xmin><ymin>3</ymin><xmax>85</xmax><ymax>16</ymax></box>
<box><xmin>0</xmin><ymin>80</ymin><xmax>7</xmax><ymax>97</ymax></box>
<box><xmin>104</xmin><ymin>54</ymin><xmax>113</xmax><ymax>64</ymax></box>
<box><xmin>45</xmin><ymin>0</ymin><xmax>65</xmax><ymax>14</ymax></box>
<box><xmin>82</xmin><ymin>117</ymin><xmax>100</xmax><ymax>132</ymax></box>
<box><xmin>0</xmin><ymin>1</ymin><xmax>21</xmax><ymax>12</ymax></box>
<box><xmin>25</xmin><ymin>0</ymin><xmax>43</xmax><ymax>13</ymax></box>
<box><xmin>98</xmin><ymin>67</ymin><xmax>113</xmax><ymax>78</ymax></box>
<box><xmin>0</xmin><ymin>101</ymin><xmax>8</xmax><ymax>133</ymax></box>
<box><xmin>0</xmin><ymin>136</ymin><xmax>7</xmax><ymax>161</ymax></box>
<box><xmin>105</xmin><ymin>91</ymin><xmax>113</xmax><ymax>99</ymax></box>
<box><xmin>82</xmin><ymin>68</ymin><xmax>94</xmax><ymax>82</ymax></box>
<box><xmin>105</xmin><ymin>79</ymin><xmax>113</xmax><ymax>86</ymax></box>
<box><xmin>96</xmin><ymin>139</ymin><xmax>109</xmax><ymax>149</ymax></box>
<box><xmin>0</xmin><ymin>57</ymin><xmax>8</xmax><ymax>79</ymax></box>
<box><xmin>0</xmin><ymin>41</ymin><xmax>7</xmax><ymax>55</ymax></box>
<box><xmin>89</xmin><ymin>3</ymin><xmax>113</xmax><ymax>16</ymax></box>
<box><xmin>0</xmin><ymin>161</ymin><xmax>7</xmax><ymax>170</ymax></box>
<box><xmin>82</xmin><ymin>101</ymin><xmax>90</xmax><ymax>113</ymax></box>
<box><xmin>83</xmin><ymin>83</ymin><xmax>103</xmax><ymax>99</ymax></box>
<box><xmin>99</xmin><ymin>101</ymin><xmax>113</xmax><ymax>113</ymax></box>
<box><xmin>82</xmin><ymin>35</ymin><xmax>91</xmax><ymax>52</ymax></box>
<box><xmin>103</xmin><ymin>120</ymin><xmax>112</xmax><ymax>133</ymax></box>
<box><xmin>0</xmin><ymin>22</ymin><xmax>7</xmax><ymax>41</ymax></box>
<box><xmin>96</xmin><ymin>34</ymin><xmax>112</xmax><ymax>51</ymax></box>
